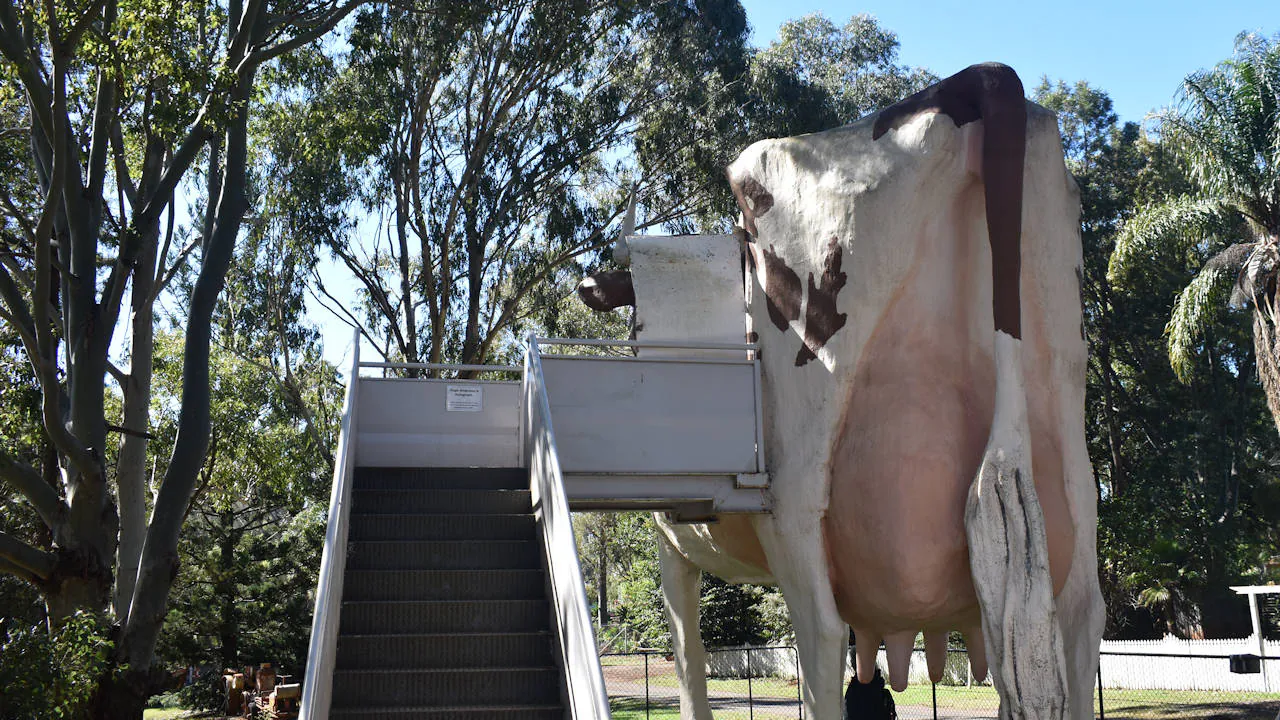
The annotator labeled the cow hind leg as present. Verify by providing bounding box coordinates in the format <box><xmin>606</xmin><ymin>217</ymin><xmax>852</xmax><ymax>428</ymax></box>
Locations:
<box><xmin>753</xmin><ymin>514</ymin><xmax>848</xmax><ymax>719</ymax></box>
<box><xmin>1055</xmin><ymin>438</ymin><xmax>1106</xmax><ymax>719</ymax></box>
<box><xmin>657</xmin><ymin>530</ymin><xmax>713</xmax><ymax>720</ymax></box>
<box><xmin>966</xmin><ymin>334</ymin><xmax>1069</xmax><ymax>719</ymax></box>
<box><xmin>1054</xmin><ymin>540</ymin><xmax>1105</xmax><ymax>720</ymax></box>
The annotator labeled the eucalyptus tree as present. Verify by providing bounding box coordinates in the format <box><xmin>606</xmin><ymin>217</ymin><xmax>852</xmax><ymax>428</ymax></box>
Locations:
<box><xmin>753</xmin><ymin>12</ymin><xmax>933</xmax><ymax>125</ymax></box>
<box><xmin>305</xmin><ymin>0</ymin><xmax>754</xmax><ymax>367</ymax></box>
<box><xmin>0</xmin><ymin>0</ymin><xmax>368</xmax><ymax>714</ymax></box>
<box><xmin>149</xmin><ymin>330</ymin><xmax>336</xmax><ymax>676</ymax></box>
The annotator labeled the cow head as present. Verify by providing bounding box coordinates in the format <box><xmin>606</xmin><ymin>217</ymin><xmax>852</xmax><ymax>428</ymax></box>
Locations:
<box><xmin>576</xmin><ymin>269</ymin><xmax>635</xmax><ymax>311</ymax></box>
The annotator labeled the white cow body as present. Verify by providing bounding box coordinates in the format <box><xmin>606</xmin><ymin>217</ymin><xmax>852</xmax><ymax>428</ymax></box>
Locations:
<box><xmin>590</xmin><ymin>73</ymin><xmax>1104</xmax><ymax>719</ymax></box>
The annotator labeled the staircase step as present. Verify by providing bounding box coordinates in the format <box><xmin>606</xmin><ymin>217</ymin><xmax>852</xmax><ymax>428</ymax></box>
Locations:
<box><xmin>342</xmin><ymin>570</ymin><xmax>546</xmax><ymax>602</ymax></box>
<box><xmin>330</xmin><ymin>704</ymin><xmax>564</xmax><ymax>720</ymax></box>
<box><xmin>329</xmin><ymin>668</ymin><xmax>561</xmax><ymax>707</ymax></box>
<box><xmin>351</xmin><ymin>489</ymin><xmax>531</xmax><ymax>515</ymax></box>
<box><xmin>349</xmin><ymin>513</ymin><xmax>536</xmax><ymax>541</ymax></box>
<box><xmin>336</xmin><ymin>632</ymin><xmax>555</xmax><ymax>669</ymax></box>
<box><xmin>339</xmin><ymin>600</ymin><xmax>551</xmax><ymax>634</ymax></box>
<box><xmin>354</xmin><ymin>467</ymin><xmax>527</xmax><ymax>490</ymax></box>
<box><xmin>345</xmin><ymin>540</ymin><xmax>540</xmax><ymax>571</ymax></box>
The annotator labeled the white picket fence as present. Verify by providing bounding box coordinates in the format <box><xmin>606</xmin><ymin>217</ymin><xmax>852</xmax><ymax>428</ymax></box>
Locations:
<box><xmin>1099</xmin><ymin>636</ymin><xmax>1278</xmax><ymax>692</ymax></box>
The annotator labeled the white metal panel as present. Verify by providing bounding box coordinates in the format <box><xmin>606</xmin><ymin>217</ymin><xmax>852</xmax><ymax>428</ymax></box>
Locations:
<box><xmin>628</xmin><ymin>234</ymin><xmax>747</xmax><ymax>358</ymax></box>
<box><xmin>355</xmin><ymin>379</ymin><xmax>521</xmax><ymax>467</ymax></box>
<box><xmin>541</xmin><ymin>356</ymin><xmax>758</xmax><ymax>474</ymax></box>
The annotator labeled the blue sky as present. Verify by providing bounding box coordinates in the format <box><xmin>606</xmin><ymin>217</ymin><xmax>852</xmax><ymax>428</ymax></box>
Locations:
<box><xmin>740</xmin><ymin>0</ymin><xmax>1278</xmax><ymax>124</ymax></box>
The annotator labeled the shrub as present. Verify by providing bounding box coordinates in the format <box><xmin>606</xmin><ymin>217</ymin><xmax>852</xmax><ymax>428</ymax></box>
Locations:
<box><xmin>0</xmin><ymin>612</ymin><xmax>113</xmax><ymax>720</ymax></box>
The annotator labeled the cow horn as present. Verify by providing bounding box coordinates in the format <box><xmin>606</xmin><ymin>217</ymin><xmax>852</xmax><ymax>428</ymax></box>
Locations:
<box><xmin>614</xmin><ymin>184</ymin><xmax>637</xmax><ymax>266</ymax></box>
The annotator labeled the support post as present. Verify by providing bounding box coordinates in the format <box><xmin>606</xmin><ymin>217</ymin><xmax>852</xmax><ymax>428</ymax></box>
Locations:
<box><xmin>1096</xmin><ymin>664</ymin><xmax>1104</xmax><ymax>719</ymax></box>
<box><xmin>644</xmin><ymin>652</ymin><xmax>650</xmax><ymax>720</ymax></box>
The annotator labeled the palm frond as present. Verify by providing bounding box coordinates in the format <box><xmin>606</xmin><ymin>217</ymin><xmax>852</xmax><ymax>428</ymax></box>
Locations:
<box><xmin>1163</xmin><ymin>33</ymin><xmax>1280</xmax><ymax>236</ymax></box>
<box><xmin>1108</xmin><ymin>196</ymin><xmax>1227</xmax><ymax>287</ymax></box>
<box><xmin>1166</xmin><ymin>251</ymin><xmax>1242</xmax><ymax>382</ymax></box>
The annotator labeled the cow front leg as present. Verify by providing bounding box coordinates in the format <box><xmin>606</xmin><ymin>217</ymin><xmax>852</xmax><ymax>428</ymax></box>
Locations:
<box><xmin>966</xmin><ymin>333</ymin><xmax>1069</xmax><ymax>720</ymax></box>
<box><xmin>754</xmin><ymin>514</ymin><xmax>848</xmax><ymax>719</ymax></box>
<box><xmin>657</xmin><ymin>529</ymin><xmax>714</xmax><ymax>720</ymax></box>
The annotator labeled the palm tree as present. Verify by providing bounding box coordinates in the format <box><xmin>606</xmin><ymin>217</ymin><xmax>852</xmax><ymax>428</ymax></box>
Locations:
<box><xmin>1109</xmin><ymin>33</ymin><xmax>1280</xmax><ymax>431</ymax></box>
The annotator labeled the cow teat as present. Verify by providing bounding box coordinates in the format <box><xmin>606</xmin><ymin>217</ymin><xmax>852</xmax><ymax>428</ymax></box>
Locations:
<box><xmin>577</xmin><ymin>269</ymin><xmax>635</xmax><ymax>311</ymax></box>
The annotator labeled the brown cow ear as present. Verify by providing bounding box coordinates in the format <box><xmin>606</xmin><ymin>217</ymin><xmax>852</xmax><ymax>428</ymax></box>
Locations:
<box><xmin>577</xmin><ymin>270</ymin><xmax>635</xmax><ymax>311</ymax></box>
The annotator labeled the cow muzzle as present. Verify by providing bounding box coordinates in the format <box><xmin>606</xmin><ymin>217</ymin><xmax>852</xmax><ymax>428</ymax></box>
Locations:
<box><xmin>577</xmin><ymin>270</ymin><xmax>635</xmax><ymax>311</ymax></box>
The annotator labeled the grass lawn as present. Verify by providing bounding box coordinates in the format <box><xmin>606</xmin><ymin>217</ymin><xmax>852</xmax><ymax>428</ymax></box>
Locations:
<box><xmin>142</xmin><ymin>710</ymin><xmax>193</xmax><ymax>720</ymax></box>
<box><xmin>705</xmin><ymin>676</ymin><xmax>801</xmax><ymax>699</ymax></box>
<box><xmin>611</xmin><ymin>698</ymin><xmax>681</xmax><ymax>719</ymax></box>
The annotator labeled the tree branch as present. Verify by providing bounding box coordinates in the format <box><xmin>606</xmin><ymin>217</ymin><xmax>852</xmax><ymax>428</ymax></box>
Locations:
<box><xmin>149</xmin><ymin>235</ymin><xmax>199</xmax><ymax>303</ymax></box>
<box><xmin>106</xmin><ymin>361</ymin><xmax>128</xmax><ymax>388</ymax></box>
<box><xmin>0</xmin><ymin>445</ymin><xmax>64</xmax><ymax>530</ymax></box>
<box><xmin>249</xmin><ymin>0</ymin><xmax>363</xmax><ymax>67</ymax></box>
<box><xmin>110</xmin><ymin>116</ymin><xmax>138</xmax><ymax>210</ymax></box>
<box><xmin>0</xmin><ymin>529</ymin><xmax>55</xmax><ymax>580</ymax></box>
<box><xmin>0</xmin><ymin>0</ymin><xmax>54</xmax><ymax>140</ymax></box>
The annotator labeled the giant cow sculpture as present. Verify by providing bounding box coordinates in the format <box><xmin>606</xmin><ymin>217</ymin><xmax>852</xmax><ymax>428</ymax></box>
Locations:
<box><xmin>579</xmin><ymin>64</ymin><xmax>1104</xmax><ymax>719</ymax></box>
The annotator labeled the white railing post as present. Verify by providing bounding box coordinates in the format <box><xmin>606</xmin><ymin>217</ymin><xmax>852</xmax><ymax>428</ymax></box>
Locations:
<box><xmin>299</xmin><ymin>328</ymin><xmax>361</xmax><ymax>720</ymax></box>
<box><xmin>522</xmin><ymin>333</ymin><xmax>612</xmax><ymax>719</ymax></box>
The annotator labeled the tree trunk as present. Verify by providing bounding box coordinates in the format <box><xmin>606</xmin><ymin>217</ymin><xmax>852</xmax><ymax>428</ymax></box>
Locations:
<box><xmin>89</xmin><ymin>671</ymin><xmax>150</xmax><ymax>720</ymax></box>
<box><xmin>393</xmin><ymin>155</ymin><xmax>419</xmax><ymax>374</ymax></box>
<box><xmin>1098</xmin><ymin>334</ymin><xmax>1127</xmax><ymax>497</ymax></box>
<box><xmin>217</xmin><ymin>511</ymin><xmax>239</xmax><ymax>669</ymax></box>
<box><xmin>115</xmin><ymin>137</ymin><xmax>166</xmax><ymax>619</ymax></box>
<box><xmin>119</xmin><ymin>61</ymin><xmax>258</xmax><ymax>690</ymax></box>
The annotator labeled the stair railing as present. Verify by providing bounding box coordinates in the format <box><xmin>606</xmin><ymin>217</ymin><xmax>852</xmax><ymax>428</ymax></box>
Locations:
<box><xmin>300</xmin><ymin>328</ymin><xmax>361</xmax><ymax>720</ymax></box>
<box><xmin>523</xmin><ymin>333</ymin><xmax>612</xmax><ymax>719</ymax></box>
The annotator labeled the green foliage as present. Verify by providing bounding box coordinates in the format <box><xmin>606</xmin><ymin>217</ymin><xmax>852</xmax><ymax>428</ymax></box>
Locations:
<box><xmin>611</xmin><ymin>548</ymin><xmax>670</xmax><ymax>650</ymax></box>
<box><xmin>1166</xmin><ymin>247</ymin><xmax>1252</xmax><ymax>382</ymax></box>
<box><xmin>699</xmin><ymin>577</ymin><xmax>787</xmax><ymax>647</ymax></box>
<box><xmin>1159</xmin><ymin>33</ymin><xmax>1280</xmax><ymax>239</ymax></box>
<box><xmin>1107</xmin><ymin>197</ymin><xmax>1233</xmax><ymax>290</ymax></box>
<box><xmin>754</xmin><ymin>13</ymin><xmax>935</xmax><ymax>125</ymax></box>
<box><xmin>151</xmin><ymin>333</ymin><xmax>334</xmax><ymax>674</ymax></box>
<box><xmin>0</xmin><ymin>612</ymin><xmax>113</xmax><ymax>720</ymax></box>
<box><xmin>1037</xmin><ymin>73</ymin><xmax>1280</xmax><ymax>639</ymax></box>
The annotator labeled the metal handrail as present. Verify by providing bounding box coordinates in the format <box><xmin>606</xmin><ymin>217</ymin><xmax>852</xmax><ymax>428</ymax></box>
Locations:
<box><xmin>539</xmin><ymin>353</ymin><xmax>757</xmax><ymax>366</ymax></box>
<box><xmin>299</xmin><ymin>328</ymin><xmax>361</xmax><ymax>720</ymax></box>
<box><xmin>358</xmin><ymin>361</ymin><xmax>523</xmax><ymax>373</ymax></box>
<box><xmin>523</xmin><ymin>333</ymin><xmax>612</xmax><ymax>719</ymax></box>
<box><xmin>537</xmin><ymin>336</ymin><xmax>756</xmax><ymax>351</ymax></box>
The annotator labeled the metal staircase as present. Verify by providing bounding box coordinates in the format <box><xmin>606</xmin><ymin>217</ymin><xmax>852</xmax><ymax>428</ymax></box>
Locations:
<box><xmin>300</xmin><ymin>331</ymin><xmax>769</xmax><ymax>720</ymax></box>
<box><xmin>330</xmin><ymin>467</ymin><xmax>563</xmax><ymax>720</ymax></box>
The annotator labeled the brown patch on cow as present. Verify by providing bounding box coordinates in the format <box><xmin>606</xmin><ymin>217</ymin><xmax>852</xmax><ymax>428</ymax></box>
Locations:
<box><xmin>746</xmin><ymin>331</ymin><xmax>759</xmax><ymax>344</ymax></box>
<box><xmin>796</xmin><ymin>238</ymin><xmax>848</xmax><ymax>367</ymax></box>
<box><xmin>872</xmin><ymin>63</ymin><xmax>1026</xmax><ymax>340</ymax></box>
<box><xmin>760</xmin><ymin>244</ymin><xmax>802</xmax><ymax>332</ymax></box>
<box><xmin>729</xmin><ymin>172</ymin><xmax>775</xmax><ymax>238</ymax></box>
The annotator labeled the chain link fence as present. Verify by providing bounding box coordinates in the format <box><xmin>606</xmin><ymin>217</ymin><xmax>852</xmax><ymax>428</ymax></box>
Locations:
<box><xmin>601</xmin><ymin>647</ymin><xmax>1280</xmax><ymax>719</ymax></box>
<box><xmin>602</xmin><ymin>646</ymin><xmax>802</xmax><ymax>719</ymax></box>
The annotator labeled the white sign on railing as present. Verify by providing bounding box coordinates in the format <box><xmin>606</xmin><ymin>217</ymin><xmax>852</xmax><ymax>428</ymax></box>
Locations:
<box><xmin>446</xmin><ymin>385</ymin><xmax>484</xmax><ymax>412</ymax></box>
